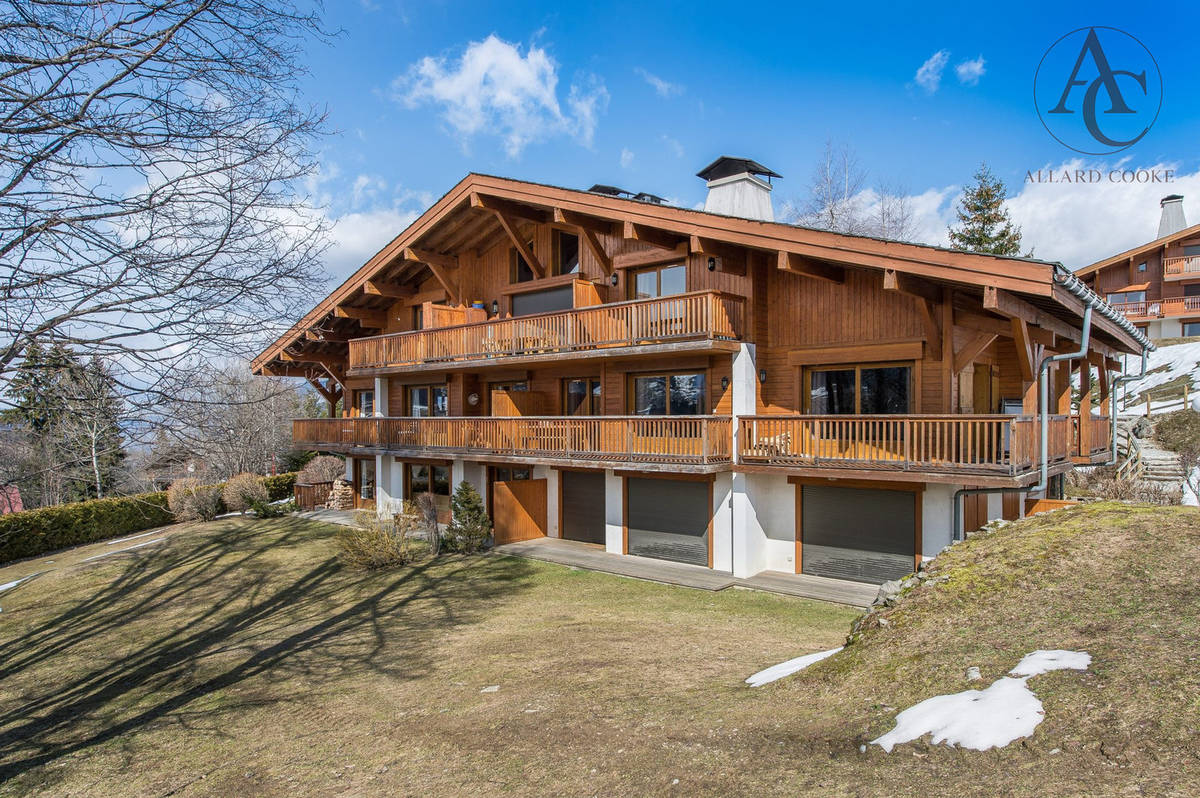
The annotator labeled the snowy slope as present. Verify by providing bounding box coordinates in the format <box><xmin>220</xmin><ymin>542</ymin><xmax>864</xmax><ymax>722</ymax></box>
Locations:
<box><xmin>1112</xmin><ymin>339</ymin><xmax>1200</xmax><ymax>415</ymax></box>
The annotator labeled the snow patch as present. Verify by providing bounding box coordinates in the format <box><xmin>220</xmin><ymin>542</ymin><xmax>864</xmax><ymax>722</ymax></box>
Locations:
<box><xmin>1183</xmin><ymin>467</ymin><xmax>1199</xmax><ymax>507</ymax></box>
<box><xmin>871</xmin><ymin>649</ymin><xmax>1090</xmax><ymax>753</ymax></box>
<box><xmin>106</xmin><ymin>530</ymin><xmax>162</xmax><ymax>546</ymax></box>
<box><xmin>1115</xmin><ymin>340</ymin><xmax>1200</xmax><ymax>414</ymax></box>
<box><xmin>745</xmin><ymin>647</ymin><xmax>842</xmax><ymax>687</ymax></box>
<box><xmin>0</xmin><ymin>575</ymin><xmax>33</xmax><ymax>595</ymax></box>
<box><xmin>82</xmin><ymin>538</ymin><xmax>164</xmax><ymax>561</ymax></box>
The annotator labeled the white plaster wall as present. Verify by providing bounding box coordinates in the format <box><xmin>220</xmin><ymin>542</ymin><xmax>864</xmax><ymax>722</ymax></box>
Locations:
<box><xmin>344</xmin><ymin>456</ymin><xmax>354</xmax><ymax>482</ymax></box>
<box><xmin>603</xmin><ymin>469</ymin><xmax>623</xmax><ymax>554</ymax></box>
<box><xmin>1158</xmin><ymin>318</ymin><xmax>1181</xmax><ymax>339</ymax></box>
<box><xmin>742</xmin><ymin>472</ymin><xmax>796</xmax><ymax>576</ymax></box>
<box><xmin>534</xmin><ymin>465</ymin><xmax>560</xmax><ymax>538</ymax></box>
<box><xmin>373</xmin><ymin>376</ymin><xmax>389</xmax><ymax>416</ymax></box>
<box><xmin>986</xmin><ymin>492</ymin><xmax>1004</xmax><ymax>524</ymax></box>
<box><xmin>711</xmin><ymin>471</ymin><xmax>734</xmax><ymax>573</ymax></box>
<box><xmin>454</xmin><ymin>459</ymin><xmax>487</xmax><ymax>499</ymax></box>
<box><xmin>922</xmin><ymin>483</ymin><xmax>956</xmax><ymax>560</ymax></box>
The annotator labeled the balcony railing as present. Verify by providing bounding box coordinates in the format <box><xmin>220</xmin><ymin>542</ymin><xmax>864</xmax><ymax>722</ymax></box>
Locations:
<box><xmin>1110</xmin><ymin>296</ymin><xmax>1200</xmax><ymax>320</ymax></box>
<box><xmin>737</xmin><ymin>415</ymin><xmax>1072</xmax><ymax>475</ymax></box>
<box><xmin>1163</xmin><ymin>256</ymin><xmax>1200</xmax><ymax>279</ymax></box>
<box><xmin>1073</xmin><ymin>413</ymin><xmax>1113</xmax><ymax>460</ymax></box>
<box><xmin>348</xmin><ymin>290</ymin><xmax>745</xmax><ymax>371</ymax></box>
<box><xmin>294</xmin><ymin>416</ymin><xmax>733</xmax><ymax>466</ymax></box>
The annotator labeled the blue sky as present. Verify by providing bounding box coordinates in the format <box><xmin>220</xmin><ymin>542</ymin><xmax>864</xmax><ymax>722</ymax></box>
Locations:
<box><xmin>297</xmin><ymin>0</ymin><xmax>1200</xmax><ymax>276</ymax></box>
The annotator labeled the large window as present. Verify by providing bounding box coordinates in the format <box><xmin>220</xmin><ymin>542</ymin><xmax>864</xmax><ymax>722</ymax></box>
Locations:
<box><xmin>408</xmin><ymin>384</ymin><xmax>448</xmax><ymax>417</ymax></box>
<box><xmin>631</xmin><ymin>263</ymin><xmax>686</xmax><ymax>299</ymax></box>
<box><xmin>1107</xmin><ymin>290</ymin><xmax>1146</xmax><ymax>305</ymax></box>
<box><xmin>407</xmin><ymin>464</ymin><xmax>450</xmax><ymax>512</ymax></box>
<box><xmin>1184</xmin><ymin>322</ymin><xmax>1200</xmax><ymax>337</ymax></box>
<box><xmin>511</xmin><ymin>285</ymin><xmax>573</xmax><ymax>317</ymax></box>
<box><xmin>563</xmin><ymin>377</ymin><xmax>601</xmax><ymax>415</ymax></box>
<box><xmin>356</xmin><ymin>458</ymin><xmax>375</xmax><ymax>501</ymax></box>
<box><xmin>806</xmin><ymin>364</ymin><xmax>911</xmax><ymax>415</ymax></box>
<box><xmin>554</xmin><ymin>230</ymin><xmax>580</xmax><ymax>275</ymax></box>
<box><xmin>511</xmin><ymin>242</ymin><xmax>535</xmax><ymax>283</ymax></box>
<box><xmin>356</xmin><ymin>390</ymin><xmax>375</xmax><ymax>417</ymax></box>
<box><xmin>631</xmin><ymin>372</ymin><xmax>706</xmax><ymax>415</ymax></box>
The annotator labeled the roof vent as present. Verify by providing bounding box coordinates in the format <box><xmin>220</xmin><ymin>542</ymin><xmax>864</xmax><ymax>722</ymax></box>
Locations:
<box><xmin>696</xmin><ymin>156</ymin><xmax>780</xmax><ymax>221</ymax></box>
<box><xmin>1158</xmin><ymin>194</ymin><xmax>1187</xmax><ymax>238</ymax></box>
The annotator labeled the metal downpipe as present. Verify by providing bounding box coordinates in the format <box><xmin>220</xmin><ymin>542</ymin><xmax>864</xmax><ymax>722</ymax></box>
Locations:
<box><xmin>1107</xmin><ymin>348</ymin><xmax>1150</xmax><ymax>466</ymax></box>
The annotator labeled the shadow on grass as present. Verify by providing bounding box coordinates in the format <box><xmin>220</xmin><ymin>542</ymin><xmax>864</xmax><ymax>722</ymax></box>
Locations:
<box><xmin>0</xmin><ymin>516</ymin><xmax>536</xmax><ymax>783</ymax></box>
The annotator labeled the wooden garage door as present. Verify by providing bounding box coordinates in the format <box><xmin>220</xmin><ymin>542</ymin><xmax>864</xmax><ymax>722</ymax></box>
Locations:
<box><xmin>626</xmin><ymin>478</ymin><xmax>710</xmax><ymax>566</ymax></box>
<box><xmin>800</xmin><ymin>484</ymin><xmax>915</xmax><ymax>584</ymax></box>
<box><xmin>561</xmin><ymin>471</ymin><xmax>605</xmax><ymax>544</ymax></box>
<box><xmin>493</xmin><ymin>479</ymin><xmax>547</xmax><ymax>544</ymax></box>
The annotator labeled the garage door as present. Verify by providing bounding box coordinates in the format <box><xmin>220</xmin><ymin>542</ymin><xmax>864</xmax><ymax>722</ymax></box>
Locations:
<box><xmin>800</xmin><ymin>485</ymin><xmax>915</xmax><ymax>584</ymax></box>
<box><xmin>561</xmin><ymin>470</ymin><xmax>606</xmax><ymax>544</ymax></box>
<box><xmin>626</xmin><ymin>478</ymin><xmax>709</xmax><ymax>566</ymax></box>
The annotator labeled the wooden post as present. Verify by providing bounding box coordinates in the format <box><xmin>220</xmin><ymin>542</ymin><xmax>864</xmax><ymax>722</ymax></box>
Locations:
<box><xmin>1078</xmin><ymin>363</ymin><xmax>1092</xmax><ymax>456</ymax></box>
<box><xmin>1146</xmin><ymin>393</ymin><xmax>1151</xmax><ymax>417</ymax></box>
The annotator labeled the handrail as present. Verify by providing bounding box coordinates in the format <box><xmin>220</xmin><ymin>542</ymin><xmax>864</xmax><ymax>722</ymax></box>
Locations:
<box><xmin>348</xmin><ymin>290</ymin><xmax>745</xmax><ymax>370</ymax></box>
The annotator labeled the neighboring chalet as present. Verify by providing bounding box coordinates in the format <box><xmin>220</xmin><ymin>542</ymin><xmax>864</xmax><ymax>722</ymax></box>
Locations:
<box><xmin>253</xmin><ymin>158</ymin><xmax>1149</xmax><ymax>585</ymax></box>
<box><xmin>1077</xmin><ymin>194</ymin><xmax>1200</xmax><ymax>340</ymax></box>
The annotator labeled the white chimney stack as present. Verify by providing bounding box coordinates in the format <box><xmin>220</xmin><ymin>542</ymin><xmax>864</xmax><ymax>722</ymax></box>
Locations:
<box><xmin>697</xmin><ymin>157</ymin><xmax>780</xmax><ymax>222</ymax></box>
<box><xmin>1158</xmin><ymin>194</ymin><xmax>1186</xmax><ymax>238</ymax></box>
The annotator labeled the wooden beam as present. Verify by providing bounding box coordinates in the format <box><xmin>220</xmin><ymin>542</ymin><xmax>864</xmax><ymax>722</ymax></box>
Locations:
<box><xmin>401</xmin><ymin>247</ymin><xmax>461</xmax><ymax>304</ymax></box>
<box><xmin>883</xmin><ymin>268</ymin><xmax>941</xmax><ymax>304</ymax></box>
<box><xmin>579</xmin><ymin>227</ymin><xmax>613</xmax><ymax>275</ymax></box>
<box><xmin>776</xmin><ymin>251</ymin><xmax>845</xmax><ymax>284</ymax></box>
<box><xmin>953</xmin><ymin>332</ymin><xmax>998</xmax><ymax>373</ymax></box>
<box><xmin>490</xmin><ymin>212</ymin><xmax>545</xmax><ymax>279</ymax></box>
<box><xmin>689</xmin><ymin>235</ymin><xmax>747</xmax><ymax>274</ymax></box>
<box><xmin>305</xmin><ymin>329</ymin><xmax>351</xmax><ymax>343</ymax></box>
<box><xmin>622</xmin><ymin>219</ymin><xmax>686</xmax><ymax>251</ymax></box>
<box><xmin>1011</xmin><ymin>317</ymin><xmax>1035</xmax><ymax>382</ymax></box>
<box><xmin>364</xmin><ymin>280</ymin><xmax>414</xmax><ymax>299</ymax></box>
<box><xmin>941</xmin><ymin>288</ymin><xmax>955</xmax><ymax>410</ymax></box>
<box><xmin>470</xmin><ymin>192</ymin><xmax>551</xmax><ymax>224</ymax></box>
<box><xmin>985</xmin><ymin>285</ymin><xmax>1123</xmax><ymax>361</ymax></box>
<box><xmin>919</xmin><ymin>300</ymin><xmax>942</xmax><ymax>361</ymax></box>
<box><xmin>333</xmin><ymin>306</ymin><xmax>387</xmax><ymax>328</ymax></box>
<box><xmin>953</xmin><ymin>309</ymin><xmax>1055</xmax><ymax>347</ymax></box>
<box><xmin>553</xmin><ymin>207</ymin><xmax>615</xmax><ymax>236</ymax></box>
<box><xmin>613</xmin><ymin>242</ymin><xmax>689</xmax><ymax>270</ymax></box>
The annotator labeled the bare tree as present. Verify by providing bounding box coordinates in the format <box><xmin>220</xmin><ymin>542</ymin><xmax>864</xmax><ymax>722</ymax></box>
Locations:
<box><xmin>869</xmin><ymin>181</ymin><xmax>918</xmax><ymax>242</ymax></box>
<box><xmin>0</xmin><ymin>0</ymin><xmax>330</xmax><ymax>416</ymax></box>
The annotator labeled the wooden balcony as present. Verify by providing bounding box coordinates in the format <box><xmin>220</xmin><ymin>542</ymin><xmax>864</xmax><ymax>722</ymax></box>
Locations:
<box><xmin>1110</xmin><ymin>296</ymin><xmax>1200</xmax><ymax>320</ymax></box>
<box><xmin>1073</xmin><ymin>413</ymin><xmax>1113</xmax><ymax>463</ymax></box>
<box><xmin>737</xmin><ymin>415</ymin><xmax>1073</xmax><ymax>477</ymax></box>
<box><xmin>348</xmin><ymin>290</ymin><xmax>745</xmax><ymax>373</ymax></box>
<box><xmin>1163</xmin><ymin>256</ymin><xmax>1200</xmax><ymax>280</ymax></box>
<box><xmin>294</xmin><ymin>415</ymin><xmax>733</xmax><ymax>468</ymax></box>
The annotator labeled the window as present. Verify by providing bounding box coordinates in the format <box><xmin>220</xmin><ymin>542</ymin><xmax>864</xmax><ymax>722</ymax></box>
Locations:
<box><xmin>356</xmin><ymin>458</ymin><xmax>375</xmax><ymax>501</ymax></box>
<box><xmin>1106</xmin><ymin>290</ymin><xmax>1146</xmax><ymax>305</ymax></box>
<box><xmin>357</xmin><ymin>390</ymin><xmax>374</xmax><ymax>417</ymax></box>
<box><xmin>805</xmin><ymin>364</ymin><xmax>912</xmax><ymax>414</ymax></box>
<box><xmin>489</xmin><ymin>381</ymin><xmax>528</xmax><ymax>393</ymax></box>
<box><xmin>1184</xmin><ymin>245</ymin><xmax>1200</xmax><ymax>256</ymax></box>
<box><xmin>491</xmin><ymin>466</ymin><xmax>531</xmax><ymax>482</ymax></box>
<box><xmin>563</xmin><ymin>377</ymin><xmax>601</xmax><ymax>415</ymax></box>
<box><xmin>631</xmin><ymin>372</ymin><xmax>706</xmax><ymax>415</ymax></box>
<box><xmin>1184</xmin><ymin>322</ymin><xmax>1200</xmax><ymax>337</ymax></box>
<box><xmin>631</xmin><ymin>263</ymin><xmax>686</xmax><ymax>299</ymax></box>
<box><xmin>408</xmin><ymin>384</ymin><xmax>448</xmax><ymax>417</ymax></box>
<box><xmin>554</xmin><ymin>230</ymin><xmax>580</xmax><ymax>275</ymax></box>
<box><xmin>412</xmin><ymin>305</ymin><xmax>423</xmax><ymax>330</ymax></box>
<box><xmin>1185</xmin><ymin>283</ymin><xmax>1200</xmax><ymax>297</ymax></box>
<box><xmin>1137</xmin><ymin>262</ymin><xmax>1147</xmax><ymax>272</ymax></box>
<box><xmin>511</xmin><ymin>242</ymin><xmax>535</xmax><ymax>283</ymax></box>
<box><xmin>407</xmin><ymin>464</ymin><xmax>451</xmax><ymax>513</ymax></box>
<box><xmin>511</xmin><ymin>285</ymin><xmax>573</xmax><ymax>317</ymax></box>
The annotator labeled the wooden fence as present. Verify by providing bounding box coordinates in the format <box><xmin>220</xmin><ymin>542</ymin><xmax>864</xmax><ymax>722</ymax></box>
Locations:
<box><xmin>349</xmin><ymin>290</ymin><xmax>745</xmax><ymax>370</ymax></box>
<box><xmin>294</xmin><ymin>481</ymin><xmax>333</xmax><ymax>510</ymax></box>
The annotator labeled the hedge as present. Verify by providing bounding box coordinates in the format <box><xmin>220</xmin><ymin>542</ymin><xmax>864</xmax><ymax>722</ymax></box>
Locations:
<box><xmin>0</xmin><ymin>472</ymin><xmax>299</xmax><ymax>565</ymax></box>
<box><xmin>0</xmin><ymin>492</ymin><xmax>173</xmax><ymax>565</ymax></box>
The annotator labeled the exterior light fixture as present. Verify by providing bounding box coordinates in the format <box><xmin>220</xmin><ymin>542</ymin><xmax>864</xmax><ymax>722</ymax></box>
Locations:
<box><xmin>707</xmin><ymin>256</ymin><xmax>718</xmax><ymax>271</ymax></box>
<box><xmin>720</xmin><ymin>376</ymin><xmax>730</xmax><ymax>390</ymax></box>
<box><xmin>610</xmin><ymin>272</ymin><xmax>619</xmax><ymax>286</ymax></box>
<box><xmin>758</xmin><ymin>369</ymin><xmax>768</xmax><ymax>384</ymax></box>
<box><xmin>491</xmin><ymin>300</ymin><xmax>499</xmax><ymax>315</ymax></box>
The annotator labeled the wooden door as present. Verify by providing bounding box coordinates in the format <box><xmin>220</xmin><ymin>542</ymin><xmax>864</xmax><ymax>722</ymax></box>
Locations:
<box><xmin>493</xmin><ymin>478</ymin><xmax>548</xmax><ymax>544</ymax></box>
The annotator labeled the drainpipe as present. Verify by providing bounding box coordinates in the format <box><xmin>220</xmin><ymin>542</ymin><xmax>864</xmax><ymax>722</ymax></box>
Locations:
<box><xmin>950</xmin><ymin>263</ymin><xmax>1155</xmax><ymax>542</ymax></box>
<box><xmin>1106</xmin><ymin>347</ymin><xmax>1149</xmax><ymax>466</ymax></box>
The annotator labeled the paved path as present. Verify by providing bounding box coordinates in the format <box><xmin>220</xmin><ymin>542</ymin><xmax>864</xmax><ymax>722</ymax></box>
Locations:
<box><xmin>491</xmin><ymin>537</ymin><xmax>876</xmax><ymax>607</ymax></box>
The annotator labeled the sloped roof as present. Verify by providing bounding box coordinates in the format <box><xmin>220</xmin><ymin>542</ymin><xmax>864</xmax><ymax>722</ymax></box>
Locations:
<box><xmin>1075</xmin><ymin>222</ymin><xmax>1200</xmax><ymax>277</ymax></box>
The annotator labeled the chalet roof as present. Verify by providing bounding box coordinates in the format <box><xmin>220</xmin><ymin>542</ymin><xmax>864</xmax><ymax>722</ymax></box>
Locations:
<box><xmin>251</xmin><ymin>172</ymin><xmax>1148</xmax><ymax>376</ymax></box>
<box><xmin>1074</xmin><ymin>221</ymin><xmax>1200</xmax><ymax>277</ymax></box>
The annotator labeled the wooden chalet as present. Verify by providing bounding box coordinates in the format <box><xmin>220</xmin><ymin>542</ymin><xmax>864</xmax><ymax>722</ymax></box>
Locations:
<box><xmin>253</xmin><ymin>158</ymin><xmax>1149</xmax><ymax>585</ymax></box>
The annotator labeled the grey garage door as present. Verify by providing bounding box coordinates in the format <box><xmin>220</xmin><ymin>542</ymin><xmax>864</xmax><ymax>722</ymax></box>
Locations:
<box><xmin>626</xmin><ymin>478</ymin><xmax>709</xmax><ymax>566</ymax></box>
<box><xmin>801</xmin><ymin>485</ymin><xmax>915</xmax><ymax>584</ymax></box>
<box><xmin>561</xmin><ymin>470</ymin><xmax>606</xmax><ymax>544</ymax></box>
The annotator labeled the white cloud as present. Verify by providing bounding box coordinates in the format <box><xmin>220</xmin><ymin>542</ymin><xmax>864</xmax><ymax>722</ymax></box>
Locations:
<box><xmin>635</xmin><ymin>67</ymin><xmax>683</xmax><ymax>98</ymax></box>
<box><xmin>620</xmin><ymin>148</ymin><xmax>634</xmax><ymax>169</ymax></box>
<box><xmin>955</xmin><ymin>56</ymin><xmax>986</xmax><ymax>87</ymax></box>
<box><xmin>888</xmin><ymin>160</ymin><xmax>1198</xmax><ymax>267</ymax></box>
<box><xmin>915</xmin><ymin>50</ymin><xmax>950</xmax><ymax>93</ymax></box>
<box><xmin>351</xmin><ymin>174</ymin><xmax>387</xmax><ymax>208</ymax></box>
<box><xmin>325</xmin><ymin>207</ymin><xmax>421</xmax><ymax>280</ymax></box>
<box><xmin>393</xmin><ymin>34</ymin><xmax>608</xmax><ymax>157</ymax></box>
<box><xmin>661</xmin><ymin>134</ymin><xmax>684</xmax><ymax>158</ymax></box>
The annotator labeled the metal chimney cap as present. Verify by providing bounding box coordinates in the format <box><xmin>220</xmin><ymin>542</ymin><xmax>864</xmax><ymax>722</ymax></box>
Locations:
<box><xmin>1161</xmin><ymin>194</ymin><xmax>1184</xmax><ymax>205</ymax></box>
<box><xmin>696</xmin><ymin>156</ymin><xmax>782</xmax><ymax>182</ymax></box>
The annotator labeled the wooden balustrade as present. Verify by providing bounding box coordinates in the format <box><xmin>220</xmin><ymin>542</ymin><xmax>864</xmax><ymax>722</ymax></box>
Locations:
<box><xmin>1072</xmin><ymin>414</ymin><xmax>1113</xmax><ymax>458</ymax></box>
<box><xmin>738</xmin><ymin>415</ymin><xmax>1072</xmax><ymax>475</ymax></box>
<box><xmin>293</xmin><ymin>416</ymin><xmax>733</xmax><ymax>465</ymax></box>
<box><xmin>1163</xmin><ymin>256</ymin><xmax>1200</xmax><ymax>277</ymax></box>
<box><xmin>1111</xmin><ymin>295</ymin><xmax>1200</xmax><ymax>319</ymax></box>
<box><xmin>348</xmin><ymin>290</ymin><xmax>745</xmax><ymax>371</ymax></box>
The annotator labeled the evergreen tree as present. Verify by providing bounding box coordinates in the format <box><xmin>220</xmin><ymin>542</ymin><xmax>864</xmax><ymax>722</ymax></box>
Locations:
<box><xmin>445</xmin><ymin>481</ymin><xmax>492</xmax><ymax>553</ymax></box>
<box><xmin>947</xmin><ymin>164</ymin><xmax>1024</xmax><ymax>256</ymax></box>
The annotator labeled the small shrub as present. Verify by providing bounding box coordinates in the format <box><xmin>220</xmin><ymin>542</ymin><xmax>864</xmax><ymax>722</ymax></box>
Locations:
<box><xmin>262</xmin><ymin>472</ymin><xmax>298</xmax><ymax>501</ymax></box>
<box><xmin>298</xmin><ymin>456</ymin><xmax>345</xmax><ymax>485</ymax></box>
<box><xmin>222</xmin><ymin>473</ymin><xmax>269</xmax><ymax>512</ymax></box>
<box><xmin>414</xmin><ymin>492</ymin><xmax>442</xmax><ymax>556</ymax></box>
<box><xmin>167</xmin><ymin>478</ymin><xmax>223</xmax><ymax>521</ymax></box>
<box><xmin>336</xmin><ymin>507</ymin><xmax>418</xmax><ymax>569</ymax></box>
<box><xmin>444</xmin><ymin>481</ymin><xmax>491</xmax><ymax>553</ymax></box>
<box><xmin>252</xmin><ymin>499</ymin><xmax>296</xmax><ymax>518</ymax></box>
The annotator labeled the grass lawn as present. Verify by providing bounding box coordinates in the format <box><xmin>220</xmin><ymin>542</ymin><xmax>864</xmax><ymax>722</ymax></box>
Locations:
<box><xmin>1</xmin><ymin>505</ymin><xmax>1198</xmax><ymax>796</ymax></box>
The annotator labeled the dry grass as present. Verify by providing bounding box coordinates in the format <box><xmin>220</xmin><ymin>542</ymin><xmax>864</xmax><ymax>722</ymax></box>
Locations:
<box><xmin>1</xmin><ymin>506</ymin><xmax>1197</xmax><ymax>796</ymax></box>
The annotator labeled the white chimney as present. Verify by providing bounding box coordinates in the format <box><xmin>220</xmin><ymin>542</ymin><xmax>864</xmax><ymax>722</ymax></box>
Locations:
<box><xmin>697</xmin><ymin>157</ymin><xmax>780</xmax><ymax>222</ymax></box>
<box><xmin>1158</xmin><ymin>194</ymin><xmax>1186</xmax><ymax>238</ymax></box>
